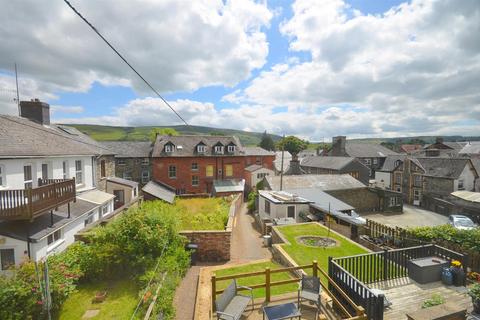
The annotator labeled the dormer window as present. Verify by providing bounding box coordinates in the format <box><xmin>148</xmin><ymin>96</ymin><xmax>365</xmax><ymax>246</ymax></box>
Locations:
<box><xmin>227</xmin><ymin>145</ymin><xmax>235</xmax><ymax>153</ymax></box>
<box><xmin>214</xmin><ymin>145</ymin><xmax>224</xmax><ymax>154</ymax></box>
<box><xmin>165</xmin><ymin>143</ymin><xmax>175</xmax><ymax>153</ymax></box>
<box><xmin>197</xmin><ymin>145</ymin><xmax>207</xmax><ymax>153</ymax></box>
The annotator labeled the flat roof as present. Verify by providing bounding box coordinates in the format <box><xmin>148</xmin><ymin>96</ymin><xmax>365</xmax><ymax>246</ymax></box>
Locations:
<box><xmin>259</xmin><ymin>190</ymin><xmax>311</xmax><ymax>204</ymax></box>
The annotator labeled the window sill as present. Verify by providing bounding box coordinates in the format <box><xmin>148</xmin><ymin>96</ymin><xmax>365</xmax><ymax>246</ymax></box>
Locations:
<box><xmin>47</xmin><ymin>239</ymin><xmax>65</xmax><ymax>253</ymax></box>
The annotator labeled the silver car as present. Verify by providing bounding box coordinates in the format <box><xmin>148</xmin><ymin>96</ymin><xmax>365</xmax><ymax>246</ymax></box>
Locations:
<box><xmin>448</xmin><ymin>214</ymin><xmax>477</xmax><ymax>230</ymax></box>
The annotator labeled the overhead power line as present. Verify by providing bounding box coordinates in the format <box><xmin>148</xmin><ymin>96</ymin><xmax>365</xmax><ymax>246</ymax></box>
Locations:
<box><xmin>63</xmin><ymin>0</ymin><xmax>189</xmax><ymax>126</ymax></box>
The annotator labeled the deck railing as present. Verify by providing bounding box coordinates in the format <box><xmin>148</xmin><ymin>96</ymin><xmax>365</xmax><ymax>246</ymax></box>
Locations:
<box><xmin>211</xmin><ymin>261</ymin><xmax>367</xmax><ymax>320</ymax></box>
<box><xmin>0</xmin><ymin>178</ymin><xmax>76</xmax><ymax>220</ymax></box>
<box><xmin>328</xmin><ymin>244</ymin><xmax>467</xmax><ymax>320</ymax></box>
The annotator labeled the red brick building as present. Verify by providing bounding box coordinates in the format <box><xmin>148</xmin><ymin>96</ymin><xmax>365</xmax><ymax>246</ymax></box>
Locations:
<box><xmin>151</xmin><ymin>135</ymin><xmax>275</xmax><ymax>194</ymax></box>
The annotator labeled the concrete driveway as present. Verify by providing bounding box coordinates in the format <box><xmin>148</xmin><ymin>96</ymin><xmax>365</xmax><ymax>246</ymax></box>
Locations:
<box><xmin>363</xmin><ymin>205</ymin><xmax>449</xmax><ymax>228</ymax></box>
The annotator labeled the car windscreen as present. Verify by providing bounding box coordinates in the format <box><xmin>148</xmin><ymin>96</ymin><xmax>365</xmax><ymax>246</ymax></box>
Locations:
<box><xmin>455</xmin><ymin>218</ymin><xmax>474</xmax><ymax>227</ymax></box>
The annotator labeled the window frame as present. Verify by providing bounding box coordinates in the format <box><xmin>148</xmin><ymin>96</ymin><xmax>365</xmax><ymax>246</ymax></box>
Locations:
<box><xmin>165</xmin><ymin>144</ymin><xmax>175</xmax><ymax>153</ymax></box>
<box><xmin>197</xmin><ymin>145</ymin><xmax>207</xmax><ymax>153</ymax></box>
<box><xmin>192</xmin><ymin>175</ymin><xmax>199</xmax><ymax>186</ymax></box>
<box><xmin>0</xmin><ymin>248</ymin><xmax>15</xmax><ymax>270</ymax></box>
<box><xmin>84</xmin><ymin>211</ymin><xmax>95</xmax><ymax>227</ymax></box>
<box><xmin>0</xmin><ymin>164</ymin><xmax>5</xmax><ymax>186</ymax></box>
<box><xmin>47</xmin><ymin>229</ymin><xmax>62</xmax><ymax>245</ymax></box>
<box><xmin>225</xmin><ymin>164</ymin><xmax>233</xmax><ymax>177</ymax></box>
<box><xmin>168</xmin><ymin>165</ymin><xmax>177</xmax><ymax>179</ymax></box>
<box><xmin>364</xmin><ymin>158</ymin><xmax>371</xmax><ymax>166</ymax></box>
<box><xmin>264</xmin><ymin>200</ymin><xmax>270</xmax><ymax>214</ymax></box>
<box><xmin>206</xmin><ymin>165</ymin><xmax>214</xmax><ymax>177</ymax></box>
<box><xmin>142</xmin><ymin>170</ymin><xmax>150</xmax><ymax>183</ymax></box>
<box><xmin>227</xmin><ymin>145</ymin><xmax>235</xmax><ymax>153</ymax></box>
<box><xmin>373</xmin><ymin>158</ymin><xmax>378</xmax><ymax>165</ymax></box>
<box><xmin>191</xmin><ymin>162</ymin><xmax>199</xmax><ymax>171</ymax></box>
<box><xmin>23</xmin><ymin>164</ymin><xmax>33</xmax><ymax>189</ymax></box>
<box><xmin>287</xmin><ymin>206</ymin><xmax>295</xmax><ymax>219</ymax></box>
<box><xmin>458</xmin><ymin>179</ymin><xmax>465</xmax><ymax>190</ymax></box>
<box><xmin>41</xmin><ymin>163</ymin><xmax>49</xmax><ymax>180</ymax></box>
<box><xmin>100</xmin><ymin>159</ymin><xmax>106</xmax><ymax>178</ymax></box>
<box><xmin>75</xmin><ymin>160</ymin><xmax>83</xmax><ymax>184</ymax></box>
<box><xmin>214</xmin><ymin>145</ymin><xmax>224</xmax><ymax>154</ymax></box>
<box><xmin>142</xmin><ymin>158</ymin><xmax>149</xmax><ymax>165</ymax></box>
<box><xmin>117</xmin><ymin>159</ymin><xmax>126</xmax><ymax>166</ymax></box>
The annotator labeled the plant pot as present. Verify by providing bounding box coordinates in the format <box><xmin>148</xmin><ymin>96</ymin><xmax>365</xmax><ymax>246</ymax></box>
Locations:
<box><xmin>473</xmin><ymin>298</ymin><xmax>480</xmax><ymax>314</ymax></box>
<box><xmin>451</xmin><ymin>267</ymin><xmax>465</xmax><ymax>287</ymax></box>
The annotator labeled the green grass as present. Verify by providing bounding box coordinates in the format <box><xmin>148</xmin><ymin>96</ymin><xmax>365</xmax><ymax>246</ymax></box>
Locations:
<box><xmin>276</xmin><ymin>223</ymin><xmax>368</xmax><ymax>283</ymax></box>
<box><xmin>57</xmin><ymin>278</ymin><xmax>139</xmax><ymax>320</ymax></box>
<box><xmin>215</xmin><ymin>261</ymin><xmax>298</xmax><ymax>299</ymax></box>
<box><xmin>175</xmin><ymin>197</ymin><xmax>230</xmax><ymax>230</ymax></box>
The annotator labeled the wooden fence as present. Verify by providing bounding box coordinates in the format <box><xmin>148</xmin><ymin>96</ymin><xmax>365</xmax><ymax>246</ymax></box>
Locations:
<box><xmin>365</xmin><ymin>219</ymin><xmax>480</xmax><ymax>272</ymax></box>
<box><xmin>329</xmin><ymin>244</ymin><xmax>467</xmax><ymax>320</ymax></box>
<box><xmin>211</xmin><ymin>261</ymin><xmax>367</xmax><ymax>320</ymax></box>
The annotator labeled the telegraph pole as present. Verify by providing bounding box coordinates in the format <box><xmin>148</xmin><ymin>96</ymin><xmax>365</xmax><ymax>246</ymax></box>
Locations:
<box><xmin>15</xmin><ymin>63</ymin><xmax>20</xmax><ymax>116</ymax></box>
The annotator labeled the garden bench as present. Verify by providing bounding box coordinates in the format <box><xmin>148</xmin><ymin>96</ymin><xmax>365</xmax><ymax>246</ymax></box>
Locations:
<box><xmin>215</xmin><ymin>279</ymin><xmax>253</xmax><ymax>320</ymax></box>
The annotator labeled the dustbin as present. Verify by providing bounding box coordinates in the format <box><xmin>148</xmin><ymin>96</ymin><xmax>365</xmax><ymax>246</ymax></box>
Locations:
<box><xmin>263</xmin><ymin>235</ymin><xmax>272</xmax><ymax>247</ymax></box>
<box><xmin>186</xmin><ymin>243</ymin><xmax>198</xmax><ymax>265</ymax></box>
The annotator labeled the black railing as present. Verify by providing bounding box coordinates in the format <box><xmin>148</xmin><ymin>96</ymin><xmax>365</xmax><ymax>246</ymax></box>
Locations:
<box><xmin>328</xmin><ymin>244</ymin><xmax>467</xmax><ymax>320</ymax></box>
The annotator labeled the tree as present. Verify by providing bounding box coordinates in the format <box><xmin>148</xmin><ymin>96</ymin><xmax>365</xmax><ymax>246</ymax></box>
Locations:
<box><xmin>258</xmin><ymin>131</ymin><xmax>276</xmax><ymax>151</ymax></box>
<box><xmin>277</xmin><ymin>136</ymin><xmax>309</xmax><ymax>160</ymax></box>
<box><xmin>149</xmin><ymin>128</ymin><xmax>179</xmax><ymax>142</ymax></box>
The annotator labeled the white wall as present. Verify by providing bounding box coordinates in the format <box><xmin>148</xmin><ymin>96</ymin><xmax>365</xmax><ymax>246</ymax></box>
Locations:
<box><xmin>0</xmin><ymin>235</ymin><xmax>28</xmax><ymax>270</ymax></box>
<box><xmin>250</xmin><ymin>168</ymin><xmax>274</xmax><ymax>187</ymax></box>
<box><xmin>374</xmin><ymin>171</ymin><xmax>391</xmax><ymax>189</ymax></box>
<box><xmin>454</xmin><ymin>164</ymin><xmax>476</xmax><ymax>192</ymax></box>
<box><xmin>258</xmin><ymin>195</ymin><xmax>310</xmax><ymax>222</ymax></box>
<box><xmin>0</xmin><ymin>156</ymin><xmax>95</xmax><ymax>191</ymax></box>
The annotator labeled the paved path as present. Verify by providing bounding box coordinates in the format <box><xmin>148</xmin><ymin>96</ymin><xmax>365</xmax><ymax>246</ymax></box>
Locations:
<box><xmin>230</xmin><ymin>203</ymin><xmax>271</xmax><ymax>262</ymax></box>
<box><xmin>174</xmin><ymin>203</ymin><xmax>270</xmax><ymax>319</ymax></box>
<box><xmin>363</xmin><ymin>204</ymin><xmax>449</xmax><ymax>228</ymax></box>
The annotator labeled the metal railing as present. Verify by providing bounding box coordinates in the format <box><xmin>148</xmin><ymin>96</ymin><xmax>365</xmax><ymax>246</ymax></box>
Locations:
<box><xmin>0</xmin><ymin>178</ymin><xmax>76</xmax><ymax>220</ymax></box>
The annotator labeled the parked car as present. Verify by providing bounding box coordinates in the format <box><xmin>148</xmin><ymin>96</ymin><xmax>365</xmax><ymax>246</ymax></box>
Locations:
<box><xmin>448</xmin><ymin>215</ymin><xmax>477</xmax><ymax>230</ymax></box>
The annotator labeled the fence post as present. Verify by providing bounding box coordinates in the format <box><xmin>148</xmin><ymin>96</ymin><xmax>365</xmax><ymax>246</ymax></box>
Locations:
<box><xmin>313</xmin><ymin>260</ymin><xmax>318</xmax><ymax>278</ymax></box>
<box><xmin>211</xmin><ymin>273</ymin><xmax>216</xmax><ymax>311</ymax></box>
<box><xmin>383</xmin><ymin>249</ymin><xmax>388</xmax><ymax>281</ymax></box>
<box><xmin>265</xmin><ymin>267</ymin><xmax>271</xmax><ymax>303</ymax></box>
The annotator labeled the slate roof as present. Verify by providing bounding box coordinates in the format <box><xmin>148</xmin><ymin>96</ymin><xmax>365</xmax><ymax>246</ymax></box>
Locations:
<box><xmin>243</xmin><ymin>147</ymin><xmax>275</xmax><ymax>156</ymax></box>
<box><xmin>416</xmin><ymin>158</ymin><xmax>474</xmax><ymax>179</ymax></box>
<box><xmin>101</xmin><ymin>141</ymin><xmax>152</xmax><ymax>158</ymax></box>
<box><xmin>0</xmin><ymin>198</ymin><xmax>99</xmax><ymax>241</ymax></box>
<box><xmin>344</xmin><ymin>142</ymin><xmax>399</xmax><ymax>158</ymax></box>
<box><xmin>0</xmin><ymin>115</ymin><xmax>114</xmax><ymax>157</ymax></box>
<box><xmin>142</xmin><ymin>181</ymin><xmax>175</xmax><ymax>203</ymax></box>
<box><xmin>284</xmin><ymin>188</ymin><xmax>354</xmax><ymax>211</ymax></box>
<box><xmin>459</xmin><ymin>142</ymin><xmax>480</xmax><ymax>155</ymax></box>
<box><xmin>245</xmin><ymin>164</ymin><xmax>263</xmax><ymax>172</ymax></box>
<box><xmin>152</xmin><ymin>135</ymin><xmax>244</xmax><ymax>157</ymax></box>
<box><xmin>300</xmin><ymin>156</ymin><xmax>356</xmax><ymax>170</ymax></box>
<box><xmin>265</xmin><ymin>174</ymin><xmax>366</xmax><ymax>191</ymax></box>
<box><xmin>400</xmin><ymin>144</ymin><xmax>422</xmax><ymax>154</ymax></box>
<box><xmin>379</xmin><ymin>155</ymin><xmax>407</xmax><ymax>172</ymax></box>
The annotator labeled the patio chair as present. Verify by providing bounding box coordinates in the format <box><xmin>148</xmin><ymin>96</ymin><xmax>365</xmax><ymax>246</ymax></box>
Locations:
<box><xmin>215</xmin><ymin>279</ymin><xmax>253</xmax><ymax>320</ymax></box>
<box><xmin>298</xmin><ymin>274</ymin><xmax>321</xmax><ymax>319</ymax></box>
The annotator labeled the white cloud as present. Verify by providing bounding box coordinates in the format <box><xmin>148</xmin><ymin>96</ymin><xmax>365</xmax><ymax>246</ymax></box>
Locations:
<box><xmin>50</xmin><ymin>105</ymin><xmax>84</xmax><ymax>114</ymax></box>
<box><xmin>0</xmin><ymin>0</ymin><xmax>272</xmax><ymax>99</ymax></box>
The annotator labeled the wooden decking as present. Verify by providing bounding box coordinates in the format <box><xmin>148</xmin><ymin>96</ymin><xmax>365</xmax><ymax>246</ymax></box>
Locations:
<box><xmin>369</xmin><ymin>277</ymin><xmax>472</xmax><ymax>320</ymax></box>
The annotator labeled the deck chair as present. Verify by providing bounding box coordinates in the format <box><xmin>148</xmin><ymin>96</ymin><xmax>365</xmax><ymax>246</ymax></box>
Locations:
<box><xmin>298</xmin><ymin>275</ymin><xmax>321</xmax><ymax>319</ymax></box>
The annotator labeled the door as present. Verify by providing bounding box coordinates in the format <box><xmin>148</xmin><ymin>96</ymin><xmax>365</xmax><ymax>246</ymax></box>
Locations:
<box><xmin>113</xmin><ymin>190</ymin><xmax>125</xmax><ymax>209</ymax></box>
<box><xmin>287</xmin><ymin>206</ymin><xmax>295</xmax><ymax>219</ymax></box>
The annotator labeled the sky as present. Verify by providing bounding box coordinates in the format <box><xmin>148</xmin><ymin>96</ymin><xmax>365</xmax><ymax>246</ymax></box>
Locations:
<box><xmin>0</xmin><ymin>0</ymin><xmax>479</xmax><ymax>141</ymax></box>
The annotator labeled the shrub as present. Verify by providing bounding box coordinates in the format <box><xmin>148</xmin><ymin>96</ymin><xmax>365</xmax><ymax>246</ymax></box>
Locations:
<box><xmin>408</xmin><ymin>225</ymin><xmax>480</xmax><ymax>251</ymax></box>
<box><xmin>422</xmin><ymin>294</ymin><xmax>445</xmax><ymax>308</ymax></box>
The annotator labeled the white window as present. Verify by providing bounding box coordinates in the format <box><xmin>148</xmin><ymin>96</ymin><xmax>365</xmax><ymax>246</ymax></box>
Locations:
<box><xmin>100</xmin><ymin>205</ymin><xmax>108</xmax><ymax>218</ymax></box>
<box><xmin>165</xmin><ymin>144</ymin><xmax>175</xmax><ymax>153</ymax></box>
<box><xmin>227</xmin><ymin>145</ymin><xmax>235</xmax><ymax>153</ymax></box>
<box><xmin>192</xmin><ymin>175</ymin><xmax>199</xmax><ymax>186</ymax></box>
<box><xmin>142</xmin><ymin>170</ymin><xmax>150</xmax><ymax>183</ymax></box>
<box><xmin>47</xmin><ymin>230</ymin><xmax>62</xmax><ymax>245</ymax></box>
<box><xmin>0</xmin><ymin>165</ymin><xmax>5</xmax><ymax>186</ymax></box>
<box><xmin>62</xmin><ymin>161</ymin><xmax>69</xmax><ymax>179</ymax></box>
<box><xmin>75</xmin><ymin>160</ymin><xmax>83</xmax><ymax>184</ymax></box>
<box><xmin>0</xmin><ymin>249</ymin><xmax>15</xmax><ymax>270</ymax></box>
<box><xmin>373</xmin><ymin>158</ymin><xmax>378</xmax><ymax>165</ymax></box>
<box><xmin>257</xmin><ymin>172</ymin><xmax>268</xmax><ymax>179</ymax></box>
<box><xmin>168</xmin><ymin>165</ymin><xmax>176</xmax><ymax>178</ymax></box>
<box><xmin>191</xmin><ymin>162</ymin><xmax>199</xmax><ymax>171</ymax></box>
<box><xmin>413</xmin><ymin>189</ymin><xmax>421</xmax><ymax>201</ymax></box>
<box><xmin>23</xmin><ymin>164</ymin><xmax>33</xmax><ymax>189</ymax></box>
<box><xmin>41</xmin><ymin>163</ymin><xmax>49</xmax><ymax>180</ymax></box>
<box><xmin>197</xmin><ymin>145</ymin><xmax>206</xmax><ymax>153</ymax></box>
<box><xmin>389</xmin><ymin>197</ymin><xmax>398</xmax><ymax>207</ymax></box>
<box><xmin>84</xmin><ymin>212</ymin><xmax>94</xmax><ymax>226</ymax></box>
<box><xmin>142</xmin><ymin>158</ymin><xmax>149</xmax><ymax>165</ymax></box>
<box><xmin>458</xmin><ymin>179</ymin><xmax>464</xmax><ymax>190</ymax></box>
<box><xmin>364</xmin><ymin>158</ymin><xmax>371</xmax><ymax>166</ymax></box>
<box><xmin>117</xmin><ymin>159</ymin><xmax>126</xmax><ymax>166</ymax></box>
<box><xmin>214</xmin><ymin>145</ymin><xmax>224</xmax><ymax>153</ymax></box>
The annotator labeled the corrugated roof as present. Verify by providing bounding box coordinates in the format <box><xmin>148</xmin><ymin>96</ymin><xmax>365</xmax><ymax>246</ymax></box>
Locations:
<box><xmin>451</xmin><ymin>191</ymin><xmax>480</xmax><ymax>203</ymax></box>
<box><xmin>152</xmin><ymin>135</ymin><xmax>244</xmax><ymax>157</ymax></box>
<box><xmin>300</xmin><ymin>156</ymin><xmax>355</xmax><ymax>170</ymax></box>
<box><xmin>0</xmin><ymin>115</ymin><xmax>114</xmax><ymax>157</ymax></box>
<box><xmin>101</xmin><ymin>141</ymin><xmax>152</xmax><ymax>158</ymax></box>
<box><xmin>265</xmin><ymin>174</ymin><xmax>366</xmax><ymax>191</ymax></box>
<box><xmin>142</xmin><ymin>181</ymin><xmax>175</xmax><ymax>203</ymax></box>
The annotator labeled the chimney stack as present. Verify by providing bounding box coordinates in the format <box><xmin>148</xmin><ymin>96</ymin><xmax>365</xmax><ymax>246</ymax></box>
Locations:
<box><xmin>331</xmin><ymin>136</ymin><xmax>347</xmax><ymax>156</ymax></box>
<box><xmin>20</xmin><ymin>99</ymin><xmax>50</xmax><ymax>125</ymax></box>
<box><xmin>435</xmin><ymin>137</ymin><xmax>444</xmax><ymax>144</ymax></box>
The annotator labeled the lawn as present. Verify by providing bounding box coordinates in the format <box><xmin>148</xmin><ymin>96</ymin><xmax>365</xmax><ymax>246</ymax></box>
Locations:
<box><xmin>57</xmin><ymin>278</ymin><xmax>139</xmax><ymax>320</ymax></box>
<box><xmin>175</xmin><ymin>197</ymin><xmax>230</xmax><ymax>230</ymax></box>
<box><xmin>276</xmin><ymin>223</ymin><xmax>368</xmax><ymax>281</ymax></box>
<box><xmin>215</xmin><ymin>261</ymin><xmax>298</xmax><ymax>299</ymax></box>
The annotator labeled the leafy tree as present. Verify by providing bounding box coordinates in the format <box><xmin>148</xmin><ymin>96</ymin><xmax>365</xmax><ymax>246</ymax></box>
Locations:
<box><xmin>149</xmin><ymin>128</ymin><xmax>179</xmax><ymax>142</ymax></box>
<box><xmin>258</xmin><ymin>131</ymin><xmax>276</xmax><ymax>151</ymax></box>
<box><xmin>277</xmin><ymin>136</ymin><xmax>309</xmax><ymax>160</ymax></box>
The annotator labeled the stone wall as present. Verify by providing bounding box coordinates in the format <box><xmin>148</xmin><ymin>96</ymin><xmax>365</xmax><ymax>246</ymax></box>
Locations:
<box><xmin>179</xmin><ymin>194</ymin><xmax>242</xmax><ymax>262</ymax></box>
<box><xmin>96</xmin><ymin>155</ymin><xmax>115</xmax><ymax>189</ymax></box>
<box><xmin>326</xmin><ymin>188</ymin><xmax>380</xmax><ymax>213</ymax></box>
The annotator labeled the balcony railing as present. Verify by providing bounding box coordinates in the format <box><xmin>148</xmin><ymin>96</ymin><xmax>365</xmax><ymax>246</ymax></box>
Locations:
<box><xmin>0</xmin><ymin>178</ymin><xmax>76</xmax><ymax>221</ymax></box>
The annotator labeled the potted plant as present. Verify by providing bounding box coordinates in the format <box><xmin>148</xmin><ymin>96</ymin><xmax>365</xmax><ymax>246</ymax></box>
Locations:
<box><xmin>468</xmin><ymin>283</ymin><xmax>480</xmax><ymax>314</ymax></box>
<box><xmin>450</xmin><ymin>260</ymin><xmax>466</xmax><ymax>286</ymax></box>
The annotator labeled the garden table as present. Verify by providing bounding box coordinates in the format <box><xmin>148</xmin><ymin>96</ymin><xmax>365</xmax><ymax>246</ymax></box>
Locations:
<box><xmin>263</xmin><ymin>302</ymin><xmax>301</xmax><ymax>320</ymax></box>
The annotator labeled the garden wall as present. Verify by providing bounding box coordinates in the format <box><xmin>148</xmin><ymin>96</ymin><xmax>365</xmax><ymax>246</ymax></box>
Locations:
<box><xmin>179</xmin><ymin>194</ymin><xmax>242</xmax><ymax>262</ymax></box>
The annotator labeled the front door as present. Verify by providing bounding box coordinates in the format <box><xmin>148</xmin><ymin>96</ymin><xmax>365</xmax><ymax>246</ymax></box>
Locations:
<box><xmin>287</xmin><ymin>206</ymin><xmax>295</xmax><ymax>219</ymax></box>
<box><xmin>113</xmin><ymin>190</ymin><xmax>125</xmax><ymax>209</ymax></box>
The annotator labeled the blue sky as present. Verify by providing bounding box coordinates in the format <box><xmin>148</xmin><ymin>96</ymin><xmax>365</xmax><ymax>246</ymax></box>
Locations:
<box><xmin>0</xmin><ymin>0</ymin><xmax>478</xmax><ymax>140</ymax></box>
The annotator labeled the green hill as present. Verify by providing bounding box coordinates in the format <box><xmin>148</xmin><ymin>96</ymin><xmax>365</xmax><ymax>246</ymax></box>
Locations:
<box><xmin>65</xmin><ymin>124</ymin><xmax>282</xmax><ymax>146</ymax></box>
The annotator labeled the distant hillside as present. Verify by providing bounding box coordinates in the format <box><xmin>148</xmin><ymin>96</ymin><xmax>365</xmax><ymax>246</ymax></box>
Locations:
<box><xmin>66</xmin><ymin>124</ymin><xmax>282</xmax><ymax>146</ymax></box>
<box><xmin>350</xmin><ymin>136</ymin><xmax>480</xmax><ymax>144</ymax></box>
